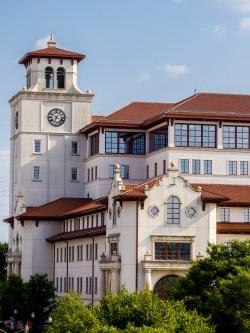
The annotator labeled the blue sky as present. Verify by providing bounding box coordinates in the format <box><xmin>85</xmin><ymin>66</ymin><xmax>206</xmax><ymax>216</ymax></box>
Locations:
<box><xmin>1</xmin><ymin>0</ymin><xmax>250</xmax><ymax>240</ymax></box>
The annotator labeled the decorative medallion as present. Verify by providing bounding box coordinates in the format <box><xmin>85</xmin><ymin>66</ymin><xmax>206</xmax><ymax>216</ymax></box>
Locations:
<box><xmin>148</xmin><ymin>206</ymin><xmax>160</xmax><ymax>217</ymax></box>
<box><xmin>185</xmin><ymin>206</ymin><xmax>196</xmax><ymax>218</ymax></box>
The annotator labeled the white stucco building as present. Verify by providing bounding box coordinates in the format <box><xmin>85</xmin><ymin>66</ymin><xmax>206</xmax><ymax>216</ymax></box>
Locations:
<box><xmin>3</xmin><ymin>36</ymin><xmax>250</xmax><ymax>302</ymax></box>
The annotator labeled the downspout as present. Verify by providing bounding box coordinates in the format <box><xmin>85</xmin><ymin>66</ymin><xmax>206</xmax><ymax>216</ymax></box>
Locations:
<box><xmin>91</xmin><ymin>237</ymin><xmax>95</xmax><ymax>306</ymax></box>
<box><xmin>135</xmin><ymin>201</ymin><xmax>139</xmax><ymax>291</ymax></box>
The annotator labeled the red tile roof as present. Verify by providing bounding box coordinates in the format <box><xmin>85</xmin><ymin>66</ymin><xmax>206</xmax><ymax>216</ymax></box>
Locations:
<box><xmin>19</xmin><ymin>47</ymin><xmax>85</xmax><ymax>64</ymax></box>
<box><xmin>192</xmin><ymin>183</ymin><xmax>250</xmax><ymax>206</ymax></box>
<box><xmin>17</xmin><ymin>198</ymin><xmax>106</xmax><ymax>221</ymax></box>
<box><xmin>47</xmin><ymin>226</ymin><xmax>106</xmax><ymax>243</ymax></box>
<box><xmin>217</xmin><ymin>223</ymin><xmax>250</xmax><ymax>234</ymax></box>
<box><xmin>81</xmin><ymin>102</ymin><xmax>174</xmax><ymax>133</ymax></box>
<box><xmin>81</xmin><ymin>92</ymin><xmax>250</xmax><ymax>133</ymax></box>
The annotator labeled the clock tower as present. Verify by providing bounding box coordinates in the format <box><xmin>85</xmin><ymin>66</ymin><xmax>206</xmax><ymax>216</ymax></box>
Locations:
<box><xmin>9</xmin><ymin>35</ymin><xmax>94</xmax><ymax>216</ymax></box>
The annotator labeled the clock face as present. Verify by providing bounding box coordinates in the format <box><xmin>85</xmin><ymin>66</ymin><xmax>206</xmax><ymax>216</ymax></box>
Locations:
<box><xmin>15</xmin><ymin>111</ymin><xmax>18</xmax><ymax>129</ymax></box>
<box><xmin>185</xmin><ymin>206</ymin><xmax>196</xmax><ymax>218</ymax></box>
<box><xmin>149</xmin><ymin>206</ymin><xmax>160</xmax><ymax>217</ymax></box>
<box><xmin>47</xmin><ymin>108</ymin><xmax>66</xmax><ymax>127</ymax></box>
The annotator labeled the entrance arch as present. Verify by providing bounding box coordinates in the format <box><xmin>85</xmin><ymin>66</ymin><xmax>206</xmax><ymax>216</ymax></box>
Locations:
<box><xmin>153</xmin><ymin>275</ymin><xmax>179</xmax><ymax>299</ymax></box>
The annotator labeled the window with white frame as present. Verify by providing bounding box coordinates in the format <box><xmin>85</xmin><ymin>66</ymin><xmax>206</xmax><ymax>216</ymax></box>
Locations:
<box><xmin>229</xmin><ymin>161</ymin><xmax>237</xmax><ymax>175</ymax></box>
<box><xmin>71</xmin><ymin>168</ymin><xmax>78</xmax><ymax>181</ymax></box>
<box><xmin>244</xmin><ymin>208</ymin><xmax>250</xmax><ymax>222</ymax></box>
<box><xmin>180</xmin><ymin>159</ymin><xmax>189</xmax><ymax>173</ymax></box>
<box><xmin>154</xmin><ymin>242</ymin><xmax>191</xmax><ymax>261</ymax></box>
<box><xmin>204</xmin><ymin>160</ymin><xmax>212</xmax><ymax>174</ymax></box>
<box><xmin>240</xmin><ymin>161</ymin><xmax>248</xmax><ymax>175</ymax></box>
<box><xmin>220</xmin><ymin>208</ymin><xmax>230</xmax><ymax>222</ymax></box>
<box><xmin>33</xmin><ymin>166</ymin><xmax>40</xmax><ymax>180</ymax></box>
<box><xmin>71</xmin><ymin>141</ymin><xmax>78</xmax><ymax>155</ymax></box>
<box><xmin>109</xmin><ymin>165</ymin><xmax>129</xmax><ymax>179</ymax></box>
<box><xmin>192</xmin><ymin>159</ymin><xmax>201</xmax><ymax>174</ymax></box>
<box><xmin>167</xmin><ymin>196</ymin><xmax>180</xmax><ymax>224</ymax></box>
<box><xmin>34</xmin><ymin>139</ymin><xmax>41</xmax><ymax>153</ymax></box>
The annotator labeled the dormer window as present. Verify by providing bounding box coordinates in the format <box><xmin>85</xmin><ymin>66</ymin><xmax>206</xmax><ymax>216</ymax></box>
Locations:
<box><xmin>57</xmin><ymin>67</ymin><xmax>65</xmax><ymax>89</ymax></box>
<box><xmin>45</xmin><ymin>67</ymin><xmax>54</xmax><ymax>88</ymax></box>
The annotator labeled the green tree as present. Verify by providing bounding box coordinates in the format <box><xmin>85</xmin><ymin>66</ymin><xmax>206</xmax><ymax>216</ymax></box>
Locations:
<box><xmin>47</xmin><ymin>290</ymin><xmax>214</xmax><ymax>333</ymax></box>
<box><xmin>24</xmin><ymin>274</ymin><xmax>56</xmax><ymax>327</ymax></box>
<box><xmin>0</xmin><ymin>242</ymin><xmax>8</xmax><ymax>280</ymax></box>
<box><xmin>0</xmin><ymin>274</ymin><xmax>26</xmax><ymax>321</ymax></box>
<box><xmin>47</xmin><ymin>292</ymin><xmax>100</xmax><ymax>333</ymax></box>
<box><xmin>168</xmin><ymin>240</ymin><xmax>250</xmax><ymax>333</ymax></box>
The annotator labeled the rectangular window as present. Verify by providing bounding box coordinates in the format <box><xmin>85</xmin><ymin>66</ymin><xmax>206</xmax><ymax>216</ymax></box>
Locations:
<box><xmin>60</xmin><ymin>277</ymin><xmax>62</xmax><ymax>293</ymax></box>
<box><xmin>91</xmin><ymin>167</ymin><xmax>94</xmax><ymax>181</ymax></box>
<box><xmin>223</xmin><ymin>126</ymin><xmax>249</xmax><ymax>149</ymax></box>
<box><xmin>71</xmin><ymin>141</ymin><xmax>78</xmax><ymax>155</ymax></box>
<box><xmin>192</xmin><ymin>160</ymin><xmax>201</xmax><ymax>174</ymax></box>
<box><xmin>149</xmin><ymin>130</ymin><xmax>168</xmax><ymax>152</ymax></box>
<box><xmin>146</xmin><ymin>165</ymin><xmax>149</xmax><ymax>178</ymax></box>
<box><xmin>71</xmin><ymin>168</ymin><xmax>78</xmax><ymax>181</ymax></box>
<box><xmin>34</xmin><ymin>140</ymin><xmax>41</xmax><ymax>153</ymax></box>
<box><xmin>240</xmin><ymin>161</ymin><xmax>248</xmax><ymax>175</ymax></box>
<box><xmin>94</xmin><ymin>277</ymin><xmax>98</xmax><ymax>294</ymax></box>
<box><xmin>87</xmin><ymin>168</ymin><xmax>90</xmax><ymax>182</ymax></box>
<box><xmin>229</xmin><ymin>161</ymin><xmax>237</xmax><ymax>175</ymax></box>
<box><xmin>101</xmin><ymin>212</ymin><xmax>105</xmax><ymax>226</ymax></box>
<box><xmin>96</xmin><ymin>214</ymin><xmax>99</xmax><ymax>227</ymax></box>
<box><xmin>105</xmin><ymin>131</ymin><xmax>145</xmax><ymax>154</ymax></box>
<box><xmin>220</xmin><ymin>208</ymin><xmax>230</xmax><ymax>222</ymax></box>
<box><xmin>204</xmin><ymin>160</ymin><xmax>212</xmax><ymax>174</ymax></box>
<box><xmin>110</xmin><ymin>242</ymin><xmax>118</xmax><ymax>255</ymax></box>
<box><xmin>109</xmin><ymin>165</ymin><xmax>129</xmax><ymax>179</ymax></box>
<box><xmin>90</xmin><ymin>133</ymin><xmax>99</xmax><ymax>156</ymax></box>
<box><xmin>56</xmin><ymin>248</ymin><xmax>59</xmax><ymax>262</ymax></box>
<box><xmin>86</xmin><ymin>277</ymin><xmax>89</xmax><ymax>294</ymax></box>
<box><xmin>175</xmin><ymin>124</ymin><xmax>216</xmax><ymax>148</ymax></box>
<box><xmin>86</xmin><ymin>244</ymin><xmax>89</xmax><ymax>260</ymax></box>
<box><xmin>244</xmin><ymin>208</ymin><xmax>250</xmax><ymax>222</ymax></box>
<box><xmin>180</xmin><ymin>159</ymin><xmax>189</xmax><ymax>173</ymax></box>
<box><xmin>95</xmin><ymin>166</ymin><xmax>97</xmax><ymax>179</ymax></box>
<box><xmin>33</xmin><ymin>166</ymin><xmax>40</xmax><ymax>180</ymax></box>
<box><xmin>95</xmin><ymin>243</ymin><xmax>98</xmax><ymax>260</ymax></box>
<box><xmin>154</xmin><ymin>163</ymin><xmax>157</xmax><ymax>177</ymax></box>
<box><xmin>163</xmin><ymin>160</ymin><xmax>166</xmax><ymax>174</ymax></box>
<box><xmin>60</xmin><ymin>248</ymin><xmax>63</xmax><ymax>262</ymax></box>
<box><xmin>155</xmin><ymin>242</ymin><xmax>191</xmax><ymax>261</ymax></box>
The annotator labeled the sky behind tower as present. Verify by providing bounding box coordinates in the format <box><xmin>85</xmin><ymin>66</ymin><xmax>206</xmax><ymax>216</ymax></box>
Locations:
<box><xmin>1</xmin><ymin>0</ymin><xmax>250</xmax><ymax>240</ymax></box>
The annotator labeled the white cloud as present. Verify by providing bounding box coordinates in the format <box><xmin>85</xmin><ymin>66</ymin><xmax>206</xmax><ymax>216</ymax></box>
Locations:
<box><xmin>164</xmin><ymin>64</ymin><xmax>190</xmax><ymax>78</ymax></box>
<box><xmin>137</xmin><ymin>73</ymin><xmax>151</xmax><ymax>82</ymax></box>
<box><xmin>217</xmin><ymin>0</ymin><xmax>250</xmax><ymax>13</ymax></box>
<box><xmin>239</xmin><ymin>17</ymin><xmax>250</xmax><ymax>31</ymax></box>
<box><xmin>201</xmin><ymin>25</ymin><xmax>226</xmax><ymax>35</ymax></box>
<box><xmin>34</xmin><ymin>35</ymin><xmax>51</xmax><ymax>49</ymax></box>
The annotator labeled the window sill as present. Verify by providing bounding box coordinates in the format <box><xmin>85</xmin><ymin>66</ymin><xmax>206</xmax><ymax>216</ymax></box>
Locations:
<box><xmin>32</xmin><ymin>179</ymin><xmax>42</xmax><ymax>182</ymax></box>
<box><xmin>33</xmin><ymin>152</ymin><xmax>42</xmax><ymax>155</ymax></box>
<box><xmin>71</xmin><ymin>154</ymin><xmax>80</xmax><ymax>156</ymax></box>
<box><xmin>70</xmin><ymin>180</ymin><xmax>80</xmax><ymax>183</ymax></box>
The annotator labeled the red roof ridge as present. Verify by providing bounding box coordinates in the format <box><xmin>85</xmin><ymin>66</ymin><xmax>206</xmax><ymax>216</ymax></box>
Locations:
<box><xmin>164</xmin><ymin>92</ymin><xmax>201</xmax><ymax>115</ymax></box>
<box><xmin>118</xmin><ymin>176</ymin><xmax>163</xmax><ymax>196</ymax></box>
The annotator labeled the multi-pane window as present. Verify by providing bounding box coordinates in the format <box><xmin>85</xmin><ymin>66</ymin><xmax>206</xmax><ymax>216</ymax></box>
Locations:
<box><xmin>223</xmin><ymin>126</ymin><xmax>249</xmax><ymax>149</ymax></box>
<box><xmin>71</xmin><ymin>168</ymin><xmax>78</xmax><ymax>181</ymax></box>
<box><xmin>101</xmin><ymin>212</ymin><xmax>105</xmax><ymax>226</ymax></box>
<box><xmin>163</xmin><ymin>160</ymin><xmax>166</xmax><ymax>174</ymax></box>
<box><xmin>167</xmin><ymin>196</ymin><xmax>180</xmax><ymax>224</ymax></box>
<box><xmin>109</xmin><ymin>165</ymin><xmax>129</xmax><ymax>179</ymax></box>
<box><xmin>192</xmin><ymin>160</ymin><xmax>201</xmax><ymax>174</ymax></box>
<box><xmin>149</xmin><ymin>130</ymin><xmax>168</xmax><ymax>152</ymax></box>
<box><xmin>220</xmin><ymin>208</ymin><xmax>230</xmax><ymax>222</ymax></box>
<box><xmin>240</xmin><ymin>161</ymin><xmax>248</xmax><ymax>175</ymax></box>
<box><xmin>34</xmin><ymin>140</ymin><xmax>41</xmax><ymax>153</ymax></box>
<box><xmin>155</xmin><ymin>242</ymin><xmax>191</xmax><ymax>261</ymax></box>
<box><xmin>105</xmin><ymin>131</ymin><xmax>145</xmax><ymax>154</ymax></box>
<box><xmin>154</xmin><ymin>163</ymin><xmax>157</xmax><ymax>177</ymax></box>
<box><xmin>175</xmin><ymin>124</ymin><xmax>216</xmax><ymax>148</ymax></box>
<box><xmin>244</xmin><ymin>208</ymin><xmax>250</xmax><ymax>222</ymax></box>
<box><xmin>204</xmin><ymin>160</ymin><xmax>212</xmax><ymax>174</ymax></box>
<box><xmin>110</xmin><ymin>242</ymin><xmax>118</xmax><ymax>255</ymax></box>
<box><xmin>71</xmin><ymin>141</ymin><xmax>78</xmax><ymax>155</ymax></box>
<box><xmin>229</xmin><ymin>161</ymin><xmax>237</xmax><ymax>175</ymax></box>
<box><xmin>45</xmin><ymin>67</ymin><xmax>54</xmax><ymax>88</ymax></box>
<box><xmin>146</xmin><ymin>165</ymin><xmax>149</xmax><ymax>178</ymax></box>
<box><xmin>90</xmin><ymin>133</ymin><xmax>99</xmax><ymax>156</ymax></box>
<box><xmin>180</xmin><ymin>159</ymin><xmax>189</xmax><ymax>173</ymax></box>
<box><xmin>75</xmin><ymin>218</ymin><xmax>80</xmax><ymax>230</ymax></box>
<box><xmin>33</xmin><ymin>166</ymin><xmax>40</xmax><ymax>180</ymax></box>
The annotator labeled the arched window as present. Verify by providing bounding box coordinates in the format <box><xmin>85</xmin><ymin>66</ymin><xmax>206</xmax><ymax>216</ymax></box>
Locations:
<box><xmin>45</xmin><ymin>67</ymin><xmax>54</xmax><ymax>88</ymax></box>
<box><xmin>57</xmin><ymin>67</ymin><xmax>65</xmax><ymax>89</ymax></box>
<box><xmin>26</xmin><ymin>70</ymin><xmax>31</xmax><ymax>89</ymax></box>
<box><xmin>154</xmin><ymin>275</ymin><xmax>179</xmax><ymax>299</ymax></box>
<box><xmin>167</xmin><ymin>196</ymin><xmax>180</xmax><ymax>224</ymax></box>
<box><xmin>16</xmin><ymin>234</ymin><xmax>19</xmax><ymax>250</ymax></box>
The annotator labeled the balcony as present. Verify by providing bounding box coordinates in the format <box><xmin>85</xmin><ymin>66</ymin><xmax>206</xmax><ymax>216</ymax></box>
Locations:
<box><xmin>7</xmin><ymin>249</ymin><xmax>22</xmax><ymax>262</ymax></box>
<box><xmin>99</xmin><ymin>252</ymin><xmax>121</xmax><ymax>270</ymax></box>
<box><xmin>142</xmin><ymin>252</ymin><xmax>192</xmax><ymax>272</ymax></box>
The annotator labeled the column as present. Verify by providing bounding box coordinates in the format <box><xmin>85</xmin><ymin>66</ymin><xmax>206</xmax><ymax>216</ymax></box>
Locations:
<box><xmin>168</xmin><ymin>123</ymin><xmax>175</xmax><ymax>148</ymax></box>
<box><xmin>110</xmin><ymin>268</ymin><xmax>119</xmax><ymax>294</ymax></box>
<box><xmin>144</xmin><ymin>269</ymin><xmax>152</xmax><ymax>290</ymax></box>
<box><xmin>101</xmin><ymin>270</ymin><xmax>107</xmax><ymax>296</ymax></box>
<box><xmin>217</xmin><ymin>126</ymin><xmax>223</xmax><ymax>149</ymax></box>
<box><xmin>99</xmin><ymin>132</ymin><xmax>105</xmax><ymax>154</ymax></box>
